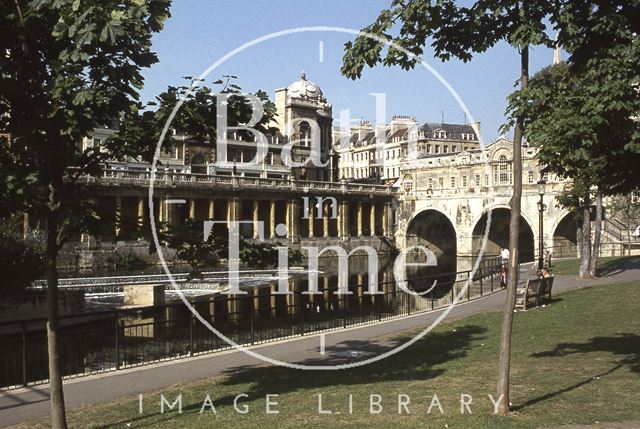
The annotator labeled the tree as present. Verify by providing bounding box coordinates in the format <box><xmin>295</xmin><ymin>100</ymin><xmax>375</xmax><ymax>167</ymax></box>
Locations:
<box><xmin>111</xmin><ymin>76</ymin><xmax>278</xmax><ymax>165</ymax></box>
<box><xmin>342</xmin><ymin>0</ymin><xmax>554</xmax><ymax>414</ymax></box>
<box><xmin>0</xmin><ymin>1</ymin><xmax>171</xmax><ymax>427</ymax></box>
<box><xmin>508</xmin><ymin>0</ymin><xmax>640</xmax><ymax>275</ymax></box>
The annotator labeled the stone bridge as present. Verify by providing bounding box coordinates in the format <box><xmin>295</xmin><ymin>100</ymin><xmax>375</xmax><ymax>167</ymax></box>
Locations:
<box><xmin>394</xmin><ymin>139</ymin><xmax>577</xmax><ymax>265</ymax></box>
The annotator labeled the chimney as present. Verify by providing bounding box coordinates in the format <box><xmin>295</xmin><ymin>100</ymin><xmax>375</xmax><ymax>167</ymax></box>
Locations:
<box><xmin>470</xmin><ymin>121</ymin><xmax>481</xmax><ymax>138</ymax></box>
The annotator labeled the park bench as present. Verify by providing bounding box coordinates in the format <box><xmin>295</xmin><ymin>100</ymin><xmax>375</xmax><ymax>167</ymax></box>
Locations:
<box><xmin>515</xmin><ymin>277</ymin><xmax>541</xmax><ymax>310</ymax></box>
<box><xmin>538</xmin><ymin>275</ymin><xmax>555</xmax><ymax>303</ymax></box>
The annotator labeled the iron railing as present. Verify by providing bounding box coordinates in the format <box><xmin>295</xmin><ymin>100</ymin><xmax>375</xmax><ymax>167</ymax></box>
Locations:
<box><xmin>0</xmin><ymin>257</ymin><xmax>503</xmax><ymax>390</ymax></box>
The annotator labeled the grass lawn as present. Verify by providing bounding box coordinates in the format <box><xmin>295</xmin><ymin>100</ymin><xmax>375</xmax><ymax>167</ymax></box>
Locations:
<box><xmin>14</xmin><ymin>280</ymin><xmax>640</xmax><ymax>429</ymax></box>
<box><xmin>551</xmin><ymin>255</ymin><xmax>640</xmax><ymax>276</ymax></box>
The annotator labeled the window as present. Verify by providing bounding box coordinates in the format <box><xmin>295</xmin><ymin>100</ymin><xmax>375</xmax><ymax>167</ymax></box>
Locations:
<box><xmin>443</xmin><ymin>145</ymin><xmax>448</xmax><ymax>153</ymax></box>
<box><xmin>485</xmin><ymin>174</ymin><xmax>489</xmax><ymax>186</ymax></box>
<box><xmin>299</xmin><ymin>122</ymin><xmax>311</xmax><ymax>147</ymax></box>
<box><xmin>450</xmin><ymin>177</ymin><xmax>456</xmax><ymax>188</ymax></box>
<box><xmin>403</xmin><ymin>178</ymin><xmax>413</xmax><ymax>192</ymax></box>
<box><xmin>435</xmin><ymin>145</ymin><xmax>440</xmax><ymax>154</ymax></box>
<box><xmin>542</xmin><ymin>172</ymin><xmax>549</xmax><ymax>182</ymax></box>
<box><xmin>451</xmin><ymin>145</ymin><xmax>456</xmax><ymax>152</ymax></box>
<box><xmin>439</xmin><ymin>177</ymin><xmax>444</xmax><ymax>188</ymax></box>
<box><xmin>428</xmin><ymin>178</ymin><xmax>433</xmax><ymax>189</ymax></box>
<box><xmin>462</xmin><ymin>176</ymin><xmax>468</xmax><ymax>187</ymax></box>
<box><xmin>498</xmin><ymin>155</ymin><xmax>509</xmax><ymax>184</ymax></box>
<box><xmin>427</xmin><ymin>145</ymin><xmax>432</xmax><ymax>154</ymax></box>
<box><xmin>528</xmin><ymin>171</ymin><xmax>534</xmax><ymax>183</ymax></box>
<box><xmin>475</xmin><ymin>174</ymin><xmax>481</xmax><ymax>186</ymax></box>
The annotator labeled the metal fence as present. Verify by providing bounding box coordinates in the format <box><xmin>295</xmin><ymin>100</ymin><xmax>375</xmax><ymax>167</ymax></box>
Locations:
<box><xmin>0</xmin><ymin>256</ymin><xmax>503</xmax><ymax>390</ymax></box>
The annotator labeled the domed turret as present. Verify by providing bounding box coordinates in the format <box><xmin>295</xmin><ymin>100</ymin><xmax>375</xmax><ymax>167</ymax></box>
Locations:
<box><xmin>287</xmin><ymin>71</ymin><xmax>324</xmax><ymax>101</ymax></box>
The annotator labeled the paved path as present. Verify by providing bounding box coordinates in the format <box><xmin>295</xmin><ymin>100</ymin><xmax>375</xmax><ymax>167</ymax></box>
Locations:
<box><xmin>1</xmin><ymin>262</ymin><xmax>638</xmax><ymax>428</ymax></box>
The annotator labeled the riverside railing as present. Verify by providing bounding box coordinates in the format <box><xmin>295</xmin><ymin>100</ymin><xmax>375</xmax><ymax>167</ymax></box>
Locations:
<box><xmin>0</xmin><ymin>257</ymin><xmax>502</xmax><ymax>390</ymax></box>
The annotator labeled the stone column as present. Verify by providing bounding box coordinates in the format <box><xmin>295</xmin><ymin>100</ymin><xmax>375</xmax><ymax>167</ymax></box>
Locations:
<box><xmin>158</xmin><ymin>198</ymin><xmax>166</xmax><ymax>223</ymax></box>
<box><xmin>308</xmin><ymin>203</ymin><xmax>315</xmax><ymax>238</ymax></box>
<box><xmin>370</xmin><ymin>203</ymin><xmax>376</xmax><ymax>237</ymax></box>
<box><xmin>253</xmin><ymin>288</ymin><xmax>260</xmax><ymax>313</ymax></box>
<box><xmin>114</xmin><ymin>196</ymin><xmax>122</xmax><ymax>239</ymax></box>
<box><xmin>269</xmin><ymin>201</ymin><xmax>276</xmax><ymax>239</ymax></box>
<box><xmin>385</xmin><ymin>202</ymin><xmax>393</xmax><ymax>237</ymax></box>
<box><xmin>337</xmin><ymin>202</ymin><xmax>342</xmax><ymax>240</ymax></box>
<box><xmin>323</xmin><ymin>202</ymin><xmax>330</xmax><ymax>238</ymax></box>
<box><xmin>270</xmin><ymin>285</ymin><xmax>277</xmax><ymax>317</ymax></box>
<box><xmin>382</xmin><ymin>203</ymin><xmax>389</xmax><ymax>236</ymax></box>
<box><xmin>226</xmin><ymin>296</ymin><xmax>236</xmax><ymax>317</ymax></box>
<box><xmin>357</xmin><ymin>202</ymin><xmax>363</xmax><ymax>237</ymax></box>
<box><xmin>253</xmin><ymin>200</ymin><xmax>260</xmax><ymax>239</ymax></box>
<box><xmin>165</xmin><ymin>199</ymin><xmax>176</xmax><ymax>227</ymax></box>
<box><xmin>208</xmin><ymin>199</ymin><xmax>215</xmax><ymax>220</ymax></box>
<box><xmin>340</xmin><ymin>200</ymin><xmax>350</xmax><ymax>240</ymax></box>
<box><xmin>188</xmin><ymin>199</ymin><xmax>196</xmax><ymax>220</ymax></box>
<box><xmin>287</xmin><ymin>199</ymin><xmax>299</xmax><ymax>241</ymax></box>
<box><xmin>137</xmin><ymin>197</ymin><xmax>145</xmax><ymax>239</ymax></box>
<box><xmin>227</xmin><ymin>198</ymin><xmax>239</xmax><ymax>225</ymax></box>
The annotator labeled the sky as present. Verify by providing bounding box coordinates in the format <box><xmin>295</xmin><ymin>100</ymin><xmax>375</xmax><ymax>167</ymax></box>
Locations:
<box><xmin>139</xmin><ymin>0</ymin><xmax>560</xmax><ymax>145</ymax></box>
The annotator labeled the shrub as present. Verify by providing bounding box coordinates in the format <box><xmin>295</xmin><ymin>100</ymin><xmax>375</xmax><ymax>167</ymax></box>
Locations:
<box><xmin>0</xmin><ymin>217</ymin><xmax>46</xmax><ymax>294</ymax></box>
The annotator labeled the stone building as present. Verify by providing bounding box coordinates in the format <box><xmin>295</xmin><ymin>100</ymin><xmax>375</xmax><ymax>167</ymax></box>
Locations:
<box><xmin>80</xmin><ymin>72</ymin><xmax>334</xmax><ymax>182</ymax></box>
<box><xmin>334</xmin><ymin>115</ymin><xmax>481</xmax><ymax>184</ymax></box>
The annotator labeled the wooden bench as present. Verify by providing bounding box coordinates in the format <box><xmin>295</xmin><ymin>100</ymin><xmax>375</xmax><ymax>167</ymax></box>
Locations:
<box><xmin>515</xmin><ymin>278</ymin><xmax>541</xmax><ymax>310</ymax></box>
<box><xmin>538</xmin><ymin>275</ymin><xmax>555</xmax><ymax>303</ymax></box>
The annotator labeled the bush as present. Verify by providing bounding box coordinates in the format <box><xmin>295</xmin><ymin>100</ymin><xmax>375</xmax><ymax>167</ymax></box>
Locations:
<box><xmin>0</xmin><ymin>217</ymin><xmax>46</xmax><ymax>294</ymax></box>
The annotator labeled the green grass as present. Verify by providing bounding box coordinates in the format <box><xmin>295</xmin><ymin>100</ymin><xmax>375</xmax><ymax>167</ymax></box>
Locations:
<box><xmin>551</xmin><ymin>255</ymin><xmax>639</xmax><ymax>276</ymax></box>
<box><xmin>15</xmin><ymin>281</ymin><xmax>640</xmax><ymax>429</ymax></box>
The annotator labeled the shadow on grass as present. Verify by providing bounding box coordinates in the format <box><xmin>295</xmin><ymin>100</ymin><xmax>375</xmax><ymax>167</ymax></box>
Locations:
<box><xmin>514</xmin><ymin>333</ymin><xmax>640</xmax><ymax>411</ymax></box>
<box><xmin>97</xmin><ymin>324</ymin><xmax>487</xmax><ymax>428</ymax></box>
<box><xmin>192</xmin><ymin>324</ymin><xmax>486</xmax><ymax>410</ymax></box>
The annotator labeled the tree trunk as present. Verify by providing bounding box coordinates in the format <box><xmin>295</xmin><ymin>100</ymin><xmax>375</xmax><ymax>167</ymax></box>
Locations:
<box><xmin>589</xmin><ymin>192</ymin><xmax>602</xmax><ymax>277</ymax></box>
<box><xmin>46</xmin><ymin>199</ymin><xmax>68</xmax><ymax>428</ymax></box>
<box><xmin>577</xmin><ymin>223</ymin><xmax>583</xmax><ymax>260</ymax></box>
<box><xmin>579</xmin><ymin>192</ymin><xmax>592</xmax><ymax>279</ymax></box>
<box><xmin>627</xmin><ymin>204</ymin><xmax>632</xmax><ymax>255</ymax></box>
<box><xmin>496</xmin><ymin>44</ymin><xmax>528</xmax><ymax>415</ymax></box>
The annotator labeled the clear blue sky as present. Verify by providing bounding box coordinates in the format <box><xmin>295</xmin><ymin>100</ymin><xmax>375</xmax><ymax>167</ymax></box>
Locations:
<box><xmin>139</xmin><ymin>0</ymin><xmax>559</xmax><ymax>144</ymax></box>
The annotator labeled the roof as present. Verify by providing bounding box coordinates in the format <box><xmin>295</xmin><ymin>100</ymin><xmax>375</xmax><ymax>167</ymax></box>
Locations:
<box><xmin>420</xmin><ymin>122</ymin><xmax>477</xmax><ymax>138</ymax></box>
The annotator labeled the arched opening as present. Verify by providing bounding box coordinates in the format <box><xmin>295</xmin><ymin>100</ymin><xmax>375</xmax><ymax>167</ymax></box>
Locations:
<box><xmin>406</xmin><ymin>209</ymin><xmax>457</xmax><ymax>257</ymax></box>
<box><xmin>553</xmin><ymin>212</ymin><xmax>578</xmax><ymax>258</ymax></box>
<box><xmin>405</xmin><ymin>209</ymin><xmax>457</xmax><ymax>298</ymax></box>
<box><xmin>472</xmin><ymin>208</ymin><xmax>535</xmax><ymax>262</ymax></box>
<box><xmin>190</xmin><ymin>153</ymin><xmax>207</xmax><ymax>174</ymax></box>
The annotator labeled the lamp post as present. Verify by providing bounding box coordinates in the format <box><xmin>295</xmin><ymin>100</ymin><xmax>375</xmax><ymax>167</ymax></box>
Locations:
<box><xmin>537</xmin><ymin>179</ymin><xmax>547</xmax><ymax>270</ymax></box>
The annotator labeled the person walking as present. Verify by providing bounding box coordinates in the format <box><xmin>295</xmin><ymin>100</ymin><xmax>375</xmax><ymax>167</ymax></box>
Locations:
<box><xmin>500</xmin><ymin>247</ymin><xmax>510</xmax><ymax>288</ymax></box>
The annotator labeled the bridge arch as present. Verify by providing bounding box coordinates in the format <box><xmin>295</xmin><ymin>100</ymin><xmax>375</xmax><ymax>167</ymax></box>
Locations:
<box><xmin>551</xmin><ymin>211</ymin><xmax>578</xmax><ymax>258</ymax></box>
<box><xmin>471</xmin><ymin>205</ymin><xmax>535</xmax><ymax>262</ymax></box>
<box><xmin>406</xmin><ymin>208</ymin><xmax>457</xmax><ymax>258</ymax></box>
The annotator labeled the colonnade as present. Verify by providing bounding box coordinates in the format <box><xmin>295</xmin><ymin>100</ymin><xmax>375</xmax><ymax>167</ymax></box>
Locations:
<box><xmin>109</xmin><ymin>195</ymin><xmax>394</xmax><ymax>241</ymax></box>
